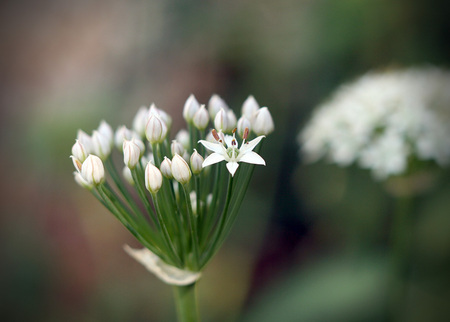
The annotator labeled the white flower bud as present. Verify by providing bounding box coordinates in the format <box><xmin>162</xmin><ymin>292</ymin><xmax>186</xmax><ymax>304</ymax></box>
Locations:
<box><xmin>171</xmin><ymin>140</ymin><xmax>185</xmax><ymax>157</ymax></box>
<box><xmin>73</xmin><ymin>171</ymin><xmax>93</xmax><ymax>189</ymax></box>
<box><xmin>252</xmin><ymin>107</ymin><xmax>274</xmax><ymax>135</ymax></box>
<box><xmin>214</xmin><ymin>108</ymin><xmax>228</xmax><ymax>132</ymax></box>
<box><xmin>115</xmin><ymin>126</ymin><xmax>135</xmax><ymax>151</ymax></box>
<box><xmin>241</xmin><ymin>95</ymin><xmax>259</xmax><ymax>120</ymax></box>
<box><xmin>172</xmin><ymin>154</ymin><xmax>192</xmax><ymax>184</ymax></box>
<box><xmin>175</xmin><ymin>129</ymin><xmax>190</xmax><ymax>150</ymax></box>
<box><xmin>160</xmin><ymin>157</ymin><xmax>173</xmax><ymax>179</ymax></box>
<box><xmin>133</xmin><ymin>106</ymin><xmax>149</xmax><ymax>137</ymax></box>
<box><xmin>145</xmin><ymin>162</ymin><xmax>163</xmax><ymax>194</ymax></box>
<box><xmin>92</xmin><ymin>130</ymin><xmax>112</xmax><ymax>160</ymax></box>
<box><xmin>72</xmin><ymin>139</ymin><xmax>88</xmax><ymax>163</ymax></box>
<box><xmin>71</xmin><ymin>156</ymin><xmax>83</xmax><ymax>172</ymax></box>
<box><xmin>183</xmin><ymin>94</ymin><xmax>200</xmax><ymax>123</ymax></box>
<box><xmin>208</xmin><ymin>94</ymin><xmax>228</xmax><ymax>119</ymax></box>
<box><xmin>151</xmin><ymin>104</ymin><xmax>172</xmax><ymax>129</ymax></box>
<box><xmin>123</xmin><ymin>139</ymin><xmax>142</xmax><ymax>169</ymax></box>
<box><xmin>77</xmin><ymin>130</ymin><xmax>93</xmax><ymax>154</ymax></box>
<box><xmin>192</xmin><ymin>105</ymin><xmax>210</xmax><ymax>130</ymax></box>
<box><xmin>98</xmin><ymin>121</ymin><xmax>114</xmax><ymax>147</ymax></box>
<box><xmin>237</xmin><ymin>116</ymin><xmax>252</xmax><ymax>138</ymax></box>
<box><xmin>190</xmin><ymin>149</ymin><xmax>204</xmax><ymax>174</ymax></box>
<box><xmin>81</xmin><ymin>155</ymin><xmax>105</xmax><ymax>186</ymax></box>
<box><xmin>226</xmin><ymin>110</ymin><xmax>237</xmax><ymax>132</ymax></box>
<box><xmin>122</xmin><ymin>166</ymin><xmax>134</xmax><ymax>185</ymax></box>
<box><xmin>146</xmin><ymin>113</ymin><xmax>168</xmax><ymax>144</ymax></box>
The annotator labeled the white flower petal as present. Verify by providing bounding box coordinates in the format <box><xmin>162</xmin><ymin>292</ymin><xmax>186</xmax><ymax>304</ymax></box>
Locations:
<box><xmin>240</xmin><ymin>135</ymin><xmax>265</xmax><ymax>153</ymax></box>
<box><xmin>124</xmin><ymin>245</ymin><xmax>201</xmax><ymax>286</ymax></box>
<box><xmin>203</xmin><ymin>153</ymin><xmax>226</xmax><ymax>167</ymax></box>
<box><xmin>198</xmin><ymin>140</ymin><xmax>224</xmax><ymax>154</ymax></box>
<box><xmin>238</xmin><ymin>151</ymin><xmax>266</xmax><ymax>165</ymax></box>
<box><xmin>226</xmin><ymin>161</ymin><xmax>239</xmax><ymax>176</ymax></box>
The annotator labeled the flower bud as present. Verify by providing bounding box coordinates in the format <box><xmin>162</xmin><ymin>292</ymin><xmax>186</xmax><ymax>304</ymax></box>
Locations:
<box><xmin>92</xmin><ymin>130</ymin><xmax>112</xmax><ymax>159</ymax></box>
<box><xmin>145</xmin><ymin>162</ymin><xmax>163</xmax><ymax>194</ymax></box>
<box><xmin>72</xmin><ymin>139</ymin><xmax>88</xmax><ymax>163</ymax></box>
<box><xmin>226</xmin><ymin>110</ymin><xmax>237</xmax><ymax>133</ymax></box>
<box><xmin>77</xmin><ymin>130</ymin><xmax>93</xmax><ymax>154</ymax></box>
<box><xmin>123</xmin><ymin>139</ymin><xmax>142</xmax><ymax>169</ymax></box>
<box><xmin>214</xmin><ymin>108</ymin><xmax>228</xmax><ymax>132</ymax></box>
<box><xmin>115</xmin><ymin>126</ymin><xmax>135</xmax><ymax>151</ymax></box>
<box><xmin>241</xmin><ymin>95</ymin><xmax>259</xmax><ymax>120</ymax></box>
<box><xmin>146</xmin><ymin>113</ymin><xmax>168</xmax><ymax>144</ymax></box>
<box><xmin>81</xmin><ymin>155</ymin><xmax>105</xmax><ymax>186</ymax></box>
<box><xmin>73</xmin><ymin>171</ymin><xmax>93</xmax><ymax>189</ymax></box>
<box><xmin>122</xmin><ymin>166</ymin><xmax>134</xmax><ymax>185</ymax></box>
<box><xmin>132</xmin><ymin>106</ymin><xmax>149</xmax><ymax>137</ymax></box>
<box><xmin>175</xmin><ymin>129</ymin><xmax>190</xmax><ymax>150</ymax></box>
<box><xmin>237</xmin><ymin>116</ymin><xmax>252</xmax><ymax>138</ymax></box>
<box><xmin>71</xmin><ymin>156</ymin><xmax>82</xmax><ymax>172</ymax></box>
<box><xmin>149</xmin><ymin>104</ymin><xmax>172</xmax><ymax>130</ymax></box>
<box><xmin>190</xmin><ymin>149</ymin><xmax>204</xmax><ymax>174</ymax></box>
<box><xmin>183</xmin><ymin>94</ymin><xmax>200</xmax><ymax>123</ymax></box>
<box><xmin>252</xmin><ymin>107</ymin><xmax>274</xmax><ymax>135</ymax></box>
<box><xmin>160</xmin><ymin>157</ymin><xmax>173</xmax><ymax>179</ymax></box>
<box><xmin>208</xmin><ymin>94</ymin><xmax>228</xmax><ymax>119</ymax></box>
<box><xmin>172</xmin><ymin>154</ymin><xmax>191</xmax><ymax>184</ymax></box>
<box><xmin>98</xmin><ymin>121</ymin><xmax>114</xmax><ymax>147</ymax></box>
<box><xmin>192</xmin><ymin>105</ymin><xmax>209</xmax><ymax>130</ymax></box>
<box><xmin>171</xmin><ymin>140</ymin><xmax>185</xmax><ymax>157</ymax></box>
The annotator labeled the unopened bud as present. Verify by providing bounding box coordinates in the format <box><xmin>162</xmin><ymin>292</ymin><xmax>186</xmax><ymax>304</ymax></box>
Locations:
<box><xmin>92</xmin><ymin>130</ymin><xmax>112</xmax><ymax>159</ymax></box>
<box><xmin>214</xmin><ymin>108</ymin><xmax>228</xmax><ymax>132</ymax></box>
<box><xmin>146</xmin><ymin>113</ymin><xmax>168</xmax><ymax>144</ymax></box>
<box><xmin>193</xmin><ymin>105</ymin><xmax>210</xmax><ymax>130</ymax></box>
<box><xmin>171</xmin><ymin>140</ymin><xmax>185</xmax><ymax>157</ymax></box>
<box><xmin>145</xmin><ymin>162</ymin><xmax>163</xmax><ymax>194</ymax></box>
<box><xmin>252</xmin><ymin>107</ymin><xmax>274</xmax><ymax>135</ymax></box>
<box><xmin>237</xmin><ymin>116</ymin><xmax>252</xmax><ymax>138</ymax></box>
<box><xmin>81</xmin><ymin>155</ymin><xmax>105</xmax><ymax>186</ymax></box>
<box><xmin>123</xmin><ymin>139</ymin><xmax>142</xmax><ymax>169</ymax></box>
<box><xmin>183</xmin><ymin>94</ymin><xmax>200</xmax><ymax>123</ymax></box>
<box><xmin>160</xmin><ymin>157</ymin><xmax>173</xmax><ymax>179</ymax></box>
<box><xmin>226</xmin><ymin>110</ymin><xmax>237</xmax><ymax>132</ymax></box>
<box><xmin>77</xmin><ymin>130</ymin><xmax>93</xmax><ymax>154</ymax></box>
<box><xmin>208</xmin><ymin>94</ymin><xmax>228</xmax><ymax>119</ymax></box>
<box><xmin>72</xmin><ymin>140</ymin><xmax>88</xmax><ymax>163</ymax></box>
<box><xmin>172</xmin><ymin>154</ymin><xmax>192</xmax><ymax>184</ymax></box>
<box><xmin>241</xmin><ymin>95</ymin><xmax>259</xmax><ymax>120</ymax></box>
<box><xmin>190</xmin><ymin>149</ymin><xmax>204</xmax><ymax>174</ymax></box>
<box><xmin>132</xmin><ymin>106</ymin><xmax>149</xmax><ymax>137</ymax></box>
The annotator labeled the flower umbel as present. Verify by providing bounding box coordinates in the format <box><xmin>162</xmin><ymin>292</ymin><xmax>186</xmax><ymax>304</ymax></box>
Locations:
<box><xmin>199</xmin><ymin>129</ymin><xmax>266</xmax><ymax>176</ymax></box>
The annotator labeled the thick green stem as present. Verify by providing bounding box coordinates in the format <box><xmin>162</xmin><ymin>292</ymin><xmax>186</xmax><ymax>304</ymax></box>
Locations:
<box><xmin>173</xmin><ymin>283</ymin><xmax>200</xmax><ymax>322</ymax></box>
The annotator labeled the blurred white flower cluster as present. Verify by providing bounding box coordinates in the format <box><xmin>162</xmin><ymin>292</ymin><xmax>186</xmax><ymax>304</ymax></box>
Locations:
<box><xmin>299</xmin><ymin>67</ymin><xmax>450</xmax><ymax>180</ymax></box>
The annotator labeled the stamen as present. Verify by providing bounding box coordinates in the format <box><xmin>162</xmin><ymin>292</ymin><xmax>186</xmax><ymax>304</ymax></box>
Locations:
<box><xmin>243</xmin><ymin>127</ymin><xmax>249</xmax><ymax>140</ymax></box>
<box><xmin>232</xmin><ymin>128</ymin><xmax>237</xmax><ymax>134</ymax></box>
<box><xmin>232</xmin><ymin>139</ymin><xmax>237</xmax><ymax>146</ymax></box>
<box><xmin>212</xmin><ymin>129</ymin><xmax>220</xmax><ymax>142</ymax></box>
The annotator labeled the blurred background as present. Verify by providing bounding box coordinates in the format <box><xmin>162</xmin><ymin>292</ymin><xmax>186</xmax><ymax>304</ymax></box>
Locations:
<box><xmin>1</xmin><ymin>0</ymin><xmax>450</xmax><ymax>321</ymax></box>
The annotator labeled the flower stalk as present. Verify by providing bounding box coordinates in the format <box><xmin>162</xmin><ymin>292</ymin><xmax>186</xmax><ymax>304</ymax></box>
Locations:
<box><xmin>70</xmin><ymin>95</ymin><xmax>273</xmax><ymax>321</ymax></box>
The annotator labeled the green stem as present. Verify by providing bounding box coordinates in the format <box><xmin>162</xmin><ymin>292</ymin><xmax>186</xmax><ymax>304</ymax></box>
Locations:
<box><xmin>173</xmin><ymin>283</ymin><xmax>200</xmax><ymax>322</ymax></box>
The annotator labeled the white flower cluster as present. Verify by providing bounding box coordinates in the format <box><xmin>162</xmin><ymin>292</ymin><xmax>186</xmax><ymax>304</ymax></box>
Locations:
<box><xmin>299</xmin><ymin>67</ymin><xmax>450</xmax><ymax>180</ymax></box>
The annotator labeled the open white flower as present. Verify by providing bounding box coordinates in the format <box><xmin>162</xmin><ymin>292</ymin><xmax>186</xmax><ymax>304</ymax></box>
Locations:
<box><xmin>199</xmin><ymin>129</ymin><xmax>266</xmax><ymax>176</ymax></box>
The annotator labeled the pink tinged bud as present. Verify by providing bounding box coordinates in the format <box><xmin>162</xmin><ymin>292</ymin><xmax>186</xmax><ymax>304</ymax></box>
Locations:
<box><xmin>226</xmin><ymin>110</ymin><xmax>237</xmax><ymax>132</ymax></box>
<box><xmin>81</xmin><ymin>155</ymin><xmax>105</xmax><ymax>186</ymax></box>
<box><xmin>122</xmin><ymin>166</ymin><xmax>134</xmax><ymax>185</ymax></box>
<box><xmin>172</xmin><ymin>154</ymin><xmax>192</xmax><ymax>184</ymax></box>
<box><xmin>145</xmin><ymin>162</ymin><xmax>163</xmax><ymax>193</ymax></box>
<box><xmin>192</xmin><ymin>105</ymin><xmax>210</xmax><ymax>130</ymax></box>
<box><xmin>133</xmin><ymin>106</ymin><xmax>149</xmax><ymax>137</ymax></box>
<box><xmin>123</xmin><ymin>139</ymin><xmax>141</xmax><ymax>169</ymax></box>
<box><xmin>214</xmin><ymin>108</ymin><xmax>228</xmax><ymax>132</ymax></box>
<box><xmin>171</xmin><ymin>140</ymin><xmax>185</xmax><ymax>157</ymax></box>
<box><xmin>208</xmin><ymin>94</ymin><xmax>228</xmax><ymax>119</ymax></box>
<box><xmin>190</xmin><ymin>149</ymin><xmax>204</xmax><ymax>174</ymax></box>
<box><xmin>73</xmin><ymin>171</ymin><xmax>93</xmax><ymax>189</ymax></box>
<box><xmin>237</xmin><ymin>116</ymin><xmax>252</xmax><ymax>138</ymax></box>
<box><xmin>77</xmin><ymin>130</ymin><xmax>93</xmax><ymax>154</ymax></box>
<box><xmin>145</xmin><ymin>113</ymin><xmax>168</xmax><ymax>144</ymax></box>
<box><xmin>252</xmin><ymin>107</ymin><xmax>274</xmax><ymax>136</ymax></box>
<box><xmin>241</xmin><ymin>95</ymin><xmax>260</xmax><ymax>120</ymax></box>
<box><xmin>160</xmin><ymin>157</ymin><xmax>173</xmax><ymax>179</ymax></box>
<box><xmin>183</xmin><ymin>94</ymin><xmax>200</xmax><ymax>123</ymax></box>
<box><xmin>175</xmin><ymin>129</ymin><xmax>190</xmax><ymax>150</ymax></box>
<box><xmin>92</xmin><ymin>130</ymin><xmax>112</xmax><ymax>160</ymax></box>
<box><xmin>72</xmin><ymin>140</ymin><xmax>88</xmax><ymax>163</ymax></box>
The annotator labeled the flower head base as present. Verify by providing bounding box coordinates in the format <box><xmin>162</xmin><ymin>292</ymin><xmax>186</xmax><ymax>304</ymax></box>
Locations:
<box><xmin>199</xmin><ymin>129</ymin><xmax>266</xmax><ymax>176</ymax></box>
